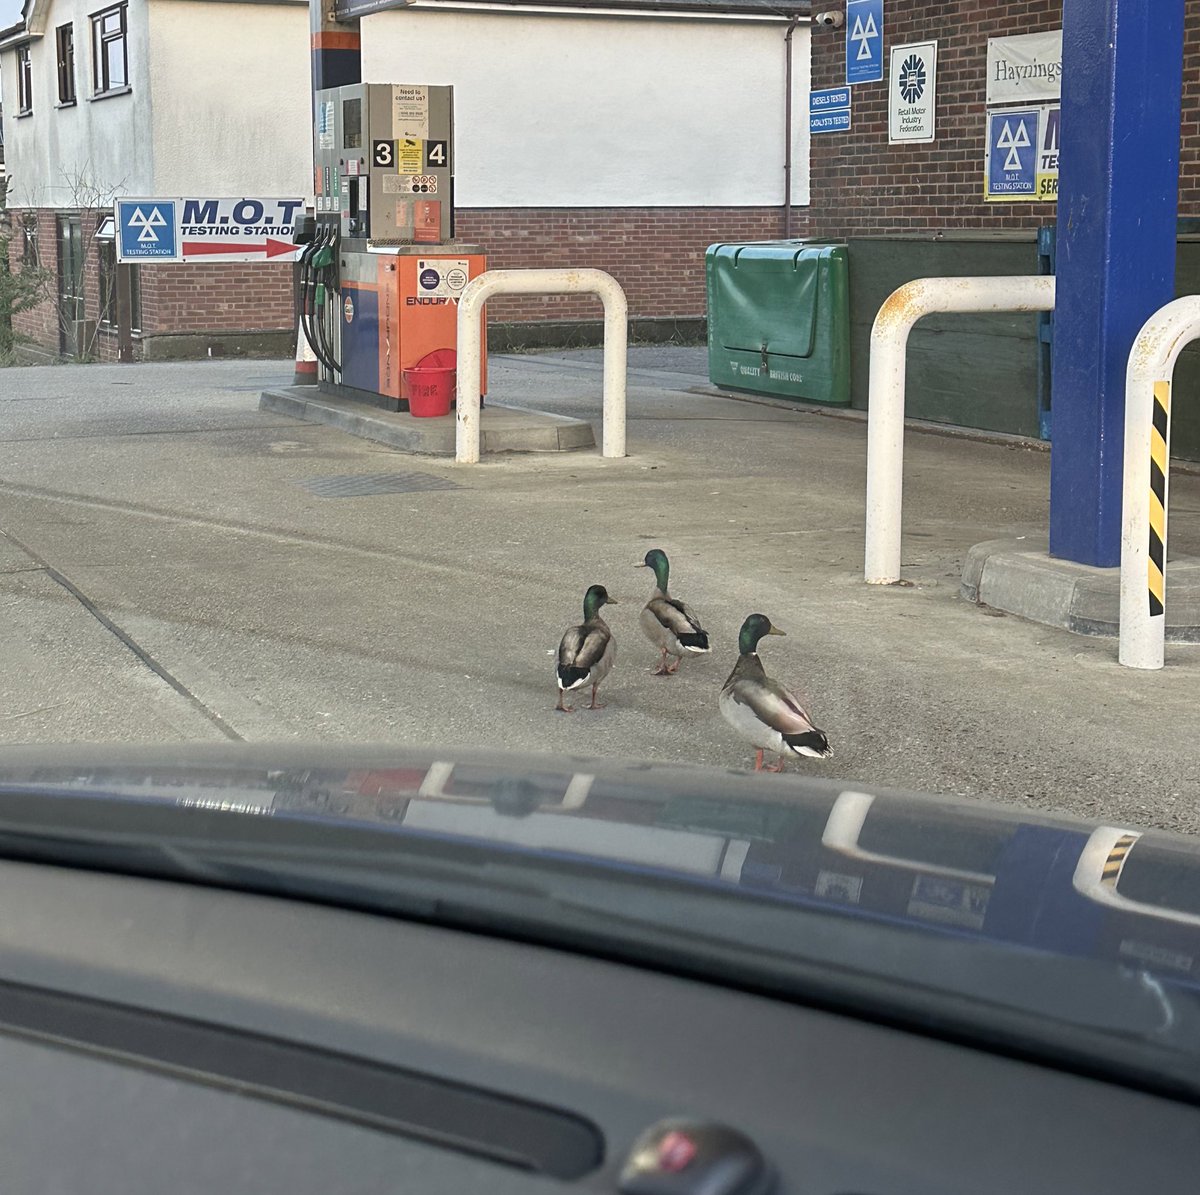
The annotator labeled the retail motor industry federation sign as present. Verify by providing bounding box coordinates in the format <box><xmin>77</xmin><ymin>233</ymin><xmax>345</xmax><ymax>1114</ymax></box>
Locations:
<box><xmin>889</xmin><ymin>41</ymin><xmax>937</xmax><ymax>143</ymax></box>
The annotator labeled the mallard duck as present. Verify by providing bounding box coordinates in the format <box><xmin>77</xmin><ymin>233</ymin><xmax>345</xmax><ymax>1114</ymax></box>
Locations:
<box><xmin>555</xmin><ymin>584</ymin><xmax>617</xmax><ymax>713</ymax></box>
<box><xmin>638</xmin><ymin>548</ymin><xmax>710</xmax><ymax>676</ymax></box>
<box><xmin>719</xmin><ymin>613</ymin><xmax>832</xmax><ymax>771</ymax></box>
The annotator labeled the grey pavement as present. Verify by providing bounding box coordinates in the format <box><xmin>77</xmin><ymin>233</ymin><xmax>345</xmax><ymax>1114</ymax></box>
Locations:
<box><xmin>1</xmin><ymin>350</ymin><xmax>1199</xmax><ymax>834</ymax></box>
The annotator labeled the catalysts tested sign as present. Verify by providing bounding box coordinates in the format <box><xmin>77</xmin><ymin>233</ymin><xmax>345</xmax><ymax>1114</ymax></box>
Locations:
<box><xmin>115</xmin><ymin>197</ymin><xmax>305</xmax><ymax>263</ymax></box>
<box><xmin>810</xmin><ymin>87</ymin><xmax>851</xmax><ymax>134</ymax></box>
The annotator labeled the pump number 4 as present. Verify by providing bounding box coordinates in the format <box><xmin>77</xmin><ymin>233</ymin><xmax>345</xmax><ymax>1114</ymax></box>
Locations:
<box><xmin>425</xmin><ymin>140</ymin><xmax>448</xmax><ymax>169</ymax></box>
<box><xmin>373</xmin><ymin>140</ymin><xmax>395</xmax><ymax>168</ymax></box>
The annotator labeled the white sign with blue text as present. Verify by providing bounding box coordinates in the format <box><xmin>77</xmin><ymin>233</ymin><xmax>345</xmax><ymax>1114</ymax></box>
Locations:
<box><xmin>116</xmin><ymin>197</ymin><xmax>305</xmax><ymax>263</ymax></box>
<box><xmin>846</xmin><ymin>0</ymin><xmax>883</xmax><ymax>85</ymax></box>
<box><xmin>810</xmin><ymin>86</ymin><xmax>851</xmax><ymax>134</ymax></box>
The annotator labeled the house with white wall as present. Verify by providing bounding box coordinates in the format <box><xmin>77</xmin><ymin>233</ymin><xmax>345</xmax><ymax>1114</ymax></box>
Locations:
<box><xmin>0</xmin><ymin>0</ymin><xmax>312</xmax><ymax>359</ymax></box>
<box><xmin>361</xmin><ymin>0</ymin><xmax>812</xmax><ymax>338</ymax></box>
<box><xmin>1</xmin><ymin>0</ymin><xmax>811</xmax><ymax>360</ymax></box>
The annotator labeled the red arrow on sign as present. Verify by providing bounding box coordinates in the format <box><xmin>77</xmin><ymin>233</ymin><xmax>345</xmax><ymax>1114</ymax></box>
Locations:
<box><xmin>181</xmin><ymin>238</ymin><xmax>300</xmax><ymax>259</ymax></box>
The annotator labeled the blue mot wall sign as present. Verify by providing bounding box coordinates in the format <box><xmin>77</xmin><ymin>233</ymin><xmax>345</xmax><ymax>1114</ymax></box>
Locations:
<box><xmin>116</xmin><ymin>200</ymin><xmax>180</xmax><ymax>262</ymax></box>
<box><xmin>985</xmin><ymin>108</ymin><xmax>1039</xmax><ymax>200</ymax></box>
<box><xmin>811</xmin><ymin>86</ymin><xmax>851</xmax><ymax>134</ymax></box>
<box><xmin>846</xmin><ymin>0</ymin><xmax>883</xmax><ymax>85</ymax></box>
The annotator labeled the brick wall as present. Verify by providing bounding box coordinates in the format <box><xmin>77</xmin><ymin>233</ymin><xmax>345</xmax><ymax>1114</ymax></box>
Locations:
<box><xmin>455</xmin><ymin>207</ymin><xmax>799</xmax><ymax>322</ymax></box>
<box><xmin>12</xmin><ymin>206</ymin><xmax>778</xmax><ymax>342</ymax></box>
<box><xmin>138</xmin><ymin>263</ymin><xmax>294</xmax><ymax>334</ymax></box>
<box><xmin>807</xmin><ymin>2</ymin><xmax>1200</xmax><ymax>237</ymax></box>
<box><xmin>1179</xmin><ymin>1</ymin><xmax>1200</xmax><ymax>215</ymax></box>
<box><xmin>8</xmin><ymin>209</ymin><xmax>60</xmax><ymax>350</ymax></box>
<box><xmin>807</xmin><ymin>0</ymin><xmax>1064</xmax><ymax>236</ymax></box>
<box><xmin>7</xmin><ymin>207</ymin><xmax>295</xmax><ymax>358</ymax></box>
<box><xmin>10</xmin><ymin>205</ymin><xmax>782</xmax><ymax>346</ymax></box>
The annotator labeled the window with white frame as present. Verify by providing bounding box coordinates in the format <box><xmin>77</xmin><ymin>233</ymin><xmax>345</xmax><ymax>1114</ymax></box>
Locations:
<box><xmin>90</xmin><ymin>4</ymin><xmax>128</xmax><ymax>96</ymax></box>
<box><xmin>16</xmin><ymin>43</ymin><xmax>33</xmax><ymax>114</ymax></box>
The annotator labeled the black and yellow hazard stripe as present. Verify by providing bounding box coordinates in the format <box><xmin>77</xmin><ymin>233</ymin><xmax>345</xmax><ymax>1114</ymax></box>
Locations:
<box><xmin>1101</xmin><ymin>832</ymin><xmax>1139</xmax><ymax>889</ymax></box>
<box><xmin>1148</xmin><ymin>381</ymin><xmax>1170</xmax><ymax>618</ymax></box>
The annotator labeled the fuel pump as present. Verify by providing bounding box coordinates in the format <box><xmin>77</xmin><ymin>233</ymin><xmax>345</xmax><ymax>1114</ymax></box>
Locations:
<box><xmin>308</xmin><ymin>83</ymin><xmax>487</xmax><ymax>410</ymax></box>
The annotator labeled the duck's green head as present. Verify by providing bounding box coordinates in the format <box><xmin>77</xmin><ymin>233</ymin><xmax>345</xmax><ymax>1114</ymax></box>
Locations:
<box><xmin>639</xmin><ymin>548</ymin><xmax>670</xmax><ymax>591</ymax></box>
<box><xmin>738</xmin><ymin>613</ymin><xmax>785</xmax><ymax>654</ymax></box>
<box><xmin>584</xmin><ymin>584</ymin><xmax>617</xmax><ymax>620</ymax></box>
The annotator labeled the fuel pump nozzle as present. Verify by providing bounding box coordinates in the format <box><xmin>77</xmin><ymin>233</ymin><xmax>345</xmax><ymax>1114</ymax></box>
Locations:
<box><xmin>298</xmin><ymin>223</ymin><xmax>341</xmax><ymax>376</ymax></box>
<box><xmin>312</xmin><ymin>239</ymin><xmax>335</xmax><ymax>306</ymax></box>
<box><xmin>310</xmin><ymin>224</ymin><xmax>341</xmax><ymax>374</ymax></box>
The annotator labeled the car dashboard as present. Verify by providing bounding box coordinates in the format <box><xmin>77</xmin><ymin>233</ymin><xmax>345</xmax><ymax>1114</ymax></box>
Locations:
<box><xmin>0</xmin><ymin>856</ymin><xmax>1195</xmax><ymax>1195</ymax></box>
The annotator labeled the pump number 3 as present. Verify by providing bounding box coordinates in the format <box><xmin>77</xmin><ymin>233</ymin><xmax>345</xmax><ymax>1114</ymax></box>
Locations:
<box><xmin>372</xmin><ymin>140</ymin><xmax>395</xmax><ymax>168</ymax></box>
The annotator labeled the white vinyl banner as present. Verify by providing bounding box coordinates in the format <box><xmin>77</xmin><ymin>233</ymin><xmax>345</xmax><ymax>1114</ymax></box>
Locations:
<box><xmin>986</xmin><ymin>30</ymin><xmax>1062</xmax><ymax>105</ymax></box>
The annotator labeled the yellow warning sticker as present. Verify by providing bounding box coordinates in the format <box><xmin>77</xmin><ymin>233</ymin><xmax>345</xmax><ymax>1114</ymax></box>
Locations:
<box><xmin>398</xmin><ymin>138</ymin><xmax>423</xmax><ymax>173</ymax></box>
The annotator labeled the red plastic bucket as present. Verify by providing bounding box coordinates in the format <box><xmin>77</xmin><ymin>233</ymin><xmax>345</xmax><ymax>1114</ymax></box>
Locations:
<box><xmin>404</xmin><ymin>366</ymin><xmax>455</xmax><ymax>417</ymax></box>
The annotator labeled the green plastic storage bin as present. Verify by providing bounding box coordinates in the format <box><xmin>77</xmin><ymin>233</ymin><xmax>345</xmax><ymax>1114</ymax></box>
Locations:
<box><xmin>706</xmin><ymin>241</ymin><xmax>850</xmax><ymax>405</ymax></box>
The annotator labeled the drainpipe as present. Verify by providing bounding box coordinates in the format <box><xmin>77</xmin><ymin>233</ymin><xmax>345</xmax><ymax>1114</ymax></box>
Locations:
<box><xmin>783</xmin><ymin>17</ymin><xmax>799</xmax><ymax>238</ymax></box>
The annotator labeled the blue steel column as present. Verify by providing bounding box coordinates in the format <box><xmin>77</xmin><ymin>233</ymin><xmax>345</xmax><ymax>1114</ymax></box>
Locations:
<box><xmin>1049</xmin><ymin>0</ymin><xmax>1185</xmax><ymax>566</ymax></box>
<box><xmin>311</xmin><ymin>0</ymin><xmax>361</xmax><ymax>99</ymax></box>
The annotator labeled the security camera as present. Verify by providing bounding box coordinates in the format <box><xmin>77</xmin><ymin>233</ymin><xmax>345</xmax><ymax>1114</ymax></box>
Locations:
<box><xmin>815</xmin><ymin>10</ymin><xmax>845</xmax><ymax>27</ymax></box>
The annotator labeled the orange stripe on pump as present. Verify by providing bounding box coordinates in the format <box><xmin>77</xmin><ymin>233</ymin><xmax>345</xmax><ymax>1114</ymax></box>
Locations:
<box><xmin>378</xmin><ymin>256</ymin><xmax>401</xmax><ymax>400</ymax></box>
<box><xmin>311</xmin><ymin>31</ymin><xmax>361</xmax><ymax>50</ymax></box>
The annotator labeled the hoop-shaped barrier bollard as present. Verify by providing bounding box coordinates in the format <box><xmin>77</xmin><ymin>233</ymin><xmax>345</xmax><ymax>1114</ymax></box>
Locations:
<box><xmin>455</xmin><ymin>269</ymin><xmax>628</xmax><ymax>464</ymax></box>
<box><xmin>1119</xmin><ymin>296</ymin><xmax>1200</xmax><ymax>669</ymax></box>
<box><xmin>864</xmin><ymin>275</ymin><xmax>1057</xmax><ymax>585</ymax></box>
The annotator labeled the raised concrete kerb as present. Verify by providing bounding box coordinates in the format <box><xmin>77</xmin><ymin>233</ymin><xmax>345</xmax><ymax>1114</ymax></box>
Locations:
<box><xmin>962</xmin><ymin>538</ymin><xmax>1200</xmax><ymax>642</ymax></box>
<box><xmin>259</xmin><ymin>388</ymin><xmax>595</xmax><ymax>456</ymax></box>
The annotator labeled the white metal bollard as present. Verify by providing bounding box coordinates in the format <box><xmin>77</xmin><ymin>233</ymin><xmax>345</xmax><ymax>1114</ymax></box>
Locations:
<box><xmin>864</xmin><ymin>275</ymin><xmax>1057</xmax><ymax>584</ymax></box>
<box><xmin>1119</xmin><ymin>296</ymin><xmax>1200</xmax><ymax>669</ymax></box>
<box><xmin>455</xmin><ymin>268</ymin><xmax>628</xmax><ymax>464</ymax></box>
